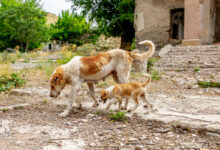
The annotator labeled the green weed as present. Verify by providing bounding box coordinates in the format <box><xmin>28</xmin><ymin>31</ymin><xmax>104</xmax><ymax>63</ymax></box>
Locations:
<box><xmin>109</xmin><ymin>111</ymin><xmax>127</xmax><ymax>122</ymax></box>
<box><xmin>194</xmin><ymin>67</ymin><xmax>200</xmax><ymax>72</ymax></box>
<box><xmin>151</xmin><ymin>69</ymin><xmax>161</xmax><ymax>81</ymax></box>
<box><xmin>198</xmin><ymin>81</ymin><xmax>220</xmax><ymax>88</ymax></box>
<box><xmin>2</xmin><ymin>108</ymin><xmax>9</xmax><ymax>112</ymax></box>
<box><xmin>147</xmin><ymin>57</ymin><xmax>160</xmax><ymax>71</ymax></box>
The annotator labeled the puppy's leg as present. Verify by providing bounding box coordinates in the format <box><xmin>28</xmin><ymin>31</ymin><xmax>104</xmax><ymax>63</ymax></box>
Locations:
<box><xmin>121</xmin><ymin>98</ymin><xmax>129</xmax><ymax>110</ymax></box>
<box><xmin>87</xmin><ymin>82</ymin><xmax>99</xmax><ymax>107</ymax></box>
<box><xmin>106</xmin><ymin>98</ymin><xmax>118</xmax><ymax>110</ymax></box>
<box><xmin>141</xmin><ymin>93</ymin><xmax>152</xmax><ymax>110</ymax></box>
<box><xmin>115</xmin><ymin>95</ymin><xmax>122</xmax><ymax>111</ymax></box>
<box><xmin>128</xmin><ymin>90</ymin><xmax>140</xmax><ymax>112</ymax></box>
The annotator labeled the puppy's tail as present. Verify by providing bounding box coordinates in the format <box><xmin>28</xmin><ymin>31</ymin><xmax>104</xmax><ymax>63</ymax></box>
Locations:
<box><xmin>129</xmin><ymin>40</ymin><xmax>155</xmax><ymax>60</ymax></box>
<box><xmin>142</xmin><ymin>74</ymin><xmax>151</xmax><ymax>87</ymax></box>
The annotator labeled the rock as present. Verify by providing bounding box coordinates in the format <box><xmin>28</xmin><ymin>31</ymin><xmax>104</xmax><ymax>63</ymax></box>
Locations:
<box><xmin>134</xmin><ymin>146</ymin><xmax>143</xmax><ymax>150</ymax></box>
<box><xmin>117</xmin><ymin>125</ymin><xmax>126</xmax><ymax>129</ymax></box>
<box><xmin>64</xmin><ymin>122</ymin><xmax>72</xmax><ymax>126</ymax></box>
<box><xmin>11</xmin><ymin>89</ymin><xmax>32</xmax><ymax>96</ymax></box>
<box><xmin>205</xmin><ymin>132</ymin><xmax>220</xmax><ymax>138</ymax></box>
<box><xmin>213</xmin><ymin>89</ymin><xmax>220</xmax><ymax>94</ymax></box>
<box><xmin>80</xmin><ymin>119</ymin><xmax>89</xmax><ymax>123</ymax></box>
<box><xmin>128</xmin><ymin>137</ymin><xmax>139</xmax><ymax>142</ymax></box>
<box><xmin>89</xmin><ymin>143</ymin><xmax>96</xmax><ymax>147</ymax></box>
<box><xmin>159</xmin><ymin>44</ymin><xmax>173</xmax><ymax>57</ymax></box>
<box><xmin>182</xmin><ymin>143</ymin><xmax>199</xmax><ymax>149</ymax></box>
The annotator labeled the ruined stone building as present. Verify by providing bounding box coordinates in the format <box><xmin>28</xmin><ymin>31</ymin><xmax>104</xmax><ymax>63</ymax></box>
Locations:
<box><xmin>135</xmin><ymin>0</ymin><xmax>220</xmax><ymax>47</ymax></box>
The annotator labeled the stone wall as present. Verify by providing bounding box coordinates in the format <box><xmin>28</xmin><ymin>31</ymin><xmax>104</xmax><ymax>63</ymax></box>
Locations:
<box><xmin>135</xmin><ymin>0</ymin><xmax>184</xmax><ymax>50</ymax></box>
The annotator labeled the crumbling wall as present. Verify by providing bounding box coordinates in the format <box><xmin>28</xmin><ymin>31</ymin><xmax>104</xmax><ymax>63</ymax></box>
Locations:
<box><xmin>135</xmin><ymin>0</ymin><xmax>184</xmax><ymax>50</ymax></box>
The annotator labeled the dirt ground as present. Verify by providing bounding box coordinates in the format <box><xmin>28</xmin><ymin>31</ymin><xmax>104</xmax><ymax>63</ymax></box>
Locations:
<box><xmin>0</xmin><ymin>53</ymin><xmax>220</xmax><ymax>150</ymax></box>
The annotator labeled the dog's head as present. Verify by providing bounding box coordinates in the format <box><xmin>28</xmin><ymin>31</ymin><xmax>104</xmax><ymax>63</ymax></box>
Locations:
<box><xmin>100</xmin><ymin>89</ymin><xmax>110</xmax><ymax>103</ymax></box>
<box><xmin>50</xmin><ymin>67</ymin><xmax>66</xmax><ymax>98</ymax></box>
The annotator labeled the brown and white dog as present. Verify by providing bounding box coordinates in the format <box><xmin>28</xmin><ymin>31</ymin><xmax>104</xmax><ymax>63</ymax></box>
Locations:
<box><xmin>50</xmin><ymin>40</ymin><xmax>155</xmax><ymax>117</ymax></box>
<box><xmin>100</xmin><ymin>74</ymin><xmax>152</xmax><ymax>112</ymax></box>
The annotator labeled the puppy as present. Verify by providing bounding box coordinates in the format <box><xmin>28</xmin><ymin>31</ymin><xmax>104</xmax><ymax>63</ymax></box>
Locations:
<box><xmin>100</xmin><ymin>74</ymin><xmax>152</xmax><ymax>112</ymax></box>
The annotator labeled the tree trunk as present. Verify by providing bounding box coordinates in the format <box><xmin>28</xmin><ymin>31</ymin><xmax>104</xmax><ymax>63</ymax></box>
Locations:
<box><xmin>25</xmin><ymin>40</ymin><xmax>29</xmax><ymax>53</ymax></box>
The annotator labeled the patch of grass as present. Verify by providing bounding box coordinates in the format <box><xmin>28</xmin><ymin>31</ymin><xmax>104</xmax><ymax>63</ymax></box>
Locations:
<box><xmin>43</xmin><ymin>99</ymin><xmax>48</xmax><ymax>104</ymax></box>
<box><xmin>14</xmin><ymin>106</ymin><xmax>24</xmax><ymax>110</ymax></box>
<box><xmin>109</xmin><ymin>111</ymin><xmax>127</xmax><ymax>122</ymax></box>
<box><xmin>0</xmin><ymin>73</ymin><xmax>25</xmax><ymax>92</ymax></box>
<box><xmin>198</xmin><ymin>81</ymin><xmax>220</xmax><ymax>88</ymax></box>
<box><xmin>194</xmin><ymin>67</ymin><xmax>200</xmax><ymax>72</ymax></box>
<box><xmin>175</xmin><ymin>68</ymin><xmax>187</xmax><ymax>72</ymax></box>
<box><xmin>2</xmin><ymin>108</ymin><xmax>9</xmax><ymax>112</ymax></box>
<box><xmin>150</xmin><ymin>69</ymin><xmax>161</xmax><ymax>81</ymax></box>
<box><xmin>147</xmin><ymin>57</ymin><xmax>160</xmax><ymax>71</ymax></box>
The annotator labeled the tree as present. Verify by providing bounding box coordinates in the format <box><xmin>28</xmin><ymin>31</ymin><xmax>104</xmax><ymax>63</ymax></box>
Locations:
<box><xmin>67</xmin><ymin>0</ymin><xmax>135</xmax><ymax>50</ymax></box>
<box><xmin>50</xmin><ymin>10</ymin><xmax>93</xmax><ymax>45</ymax></box>
<box><xmin>0</xmin><ymin>0</ymin><xmax>49</xmax><ymax>52</ymax></box>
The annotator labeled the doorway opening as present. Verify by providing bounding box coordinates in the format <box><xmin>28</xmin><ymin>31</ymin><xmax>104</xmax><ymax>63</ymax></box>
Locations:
<box><xmin>170</xmin><ymin>8</ymin><xmax>184</xmax><ymax>40</ymax></box>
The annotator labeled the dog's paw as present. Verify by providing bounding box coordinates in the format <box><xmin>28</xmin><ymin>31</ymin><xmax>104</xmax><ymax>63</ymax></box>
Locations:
<box><xmin>59</xmin><ymin>111</ymin><xmax>69</xmax><ymax>117</ymax></box>
<box><xmin>92</xmin><ymin>102</ymin><xmax>99</xmax><ymax>107</ymax></box>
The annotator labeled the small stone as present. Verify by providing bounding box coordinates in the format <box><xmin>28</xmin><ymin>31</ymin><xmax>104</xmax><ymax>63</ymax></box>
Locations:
<box><xmin>128</xmin><ymin>137</ymin><xmax>139</xmax><ymax>142</ymax></box>
<box><xmin>206</xmin><ymin>132</ymin><xmax>220</xmax><ymax>138</ymax></box>
<box><xmin>64</xmin><ymin>122</ymin><xmax>72</xmax><ymax>126</ymax></box>
<box><xmin>80</xmin><ymin>119</ymin><xmax>89</xmax><ymax>123</ymax></box>
<box><xmin>134</xmin><ymin>146</ymin><xmax>143</xmax><ymax>150</ymax></box>
<box><xmin>89</xmin><ymin>143</ymin><xmax>96</xmax><ymax>147</ymax></box>
<box><xmin>40</xmin><ymin>131</ymin><xmax>48</xmax><ymax>135</ymax></box>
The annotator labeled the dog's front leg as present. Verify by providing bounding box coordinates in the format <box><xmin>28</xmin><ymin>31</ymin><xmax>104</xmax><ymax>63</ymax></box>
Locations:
<box><xmin>121</xmin><ymin>98</ymin><xmax>129</xmax><ymax>110</ymax></box>
<box><xmin>87</xmin><ymin>82</ymin><xmax>98</xmax><ymax>107</ymax></box>
<box><xmin>59</xmin><ymin>84</ymin><xmax>80</xmax><ymax>117</ymax></box>
<box><xmin>106</xmin><ymin>98</ymin><xmax>118</xmax><ymax>110</ymax></box>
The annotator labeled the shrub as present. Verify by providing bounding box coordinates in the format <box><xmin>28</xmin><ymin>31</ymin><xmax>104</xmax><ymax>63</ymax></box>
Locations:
<box><xmin>0</xmin><ymin>73</ymin><xmax>25</xmax><ymax>92</ymax></box>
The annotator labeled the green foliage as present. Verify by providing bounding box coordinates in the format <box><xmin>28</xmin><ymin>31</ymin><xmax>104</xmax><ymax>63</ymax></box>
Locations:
<box><xmin>194</xmin><ymin>67</ymin><xmax>200</xmax><ymax>72</ymax></box>
<box><xmin>109</xmin><ymin>111</ymin><xmax>127</xmax><ymax>122</ymax></box>
<box><xmin>43</xmin><ymin>99</ymin><xmax>48</xmax><ymax>104</ymax></box>
<box><xmin>0</xmin><ymin>0</ymin><xmax>50</xmax><ymax>52</ymax></box>
<box><xmin>50</xmin><ymin>10</ymin><xmax>95</xmax><ymax>45</ymax></box>
<box><xmin>0</xmin><ymin>73</ymin><xmax>25</xmax><ymax>92</ymax></box>
<box><xmin>151</xmin><ymin>69</ymin><xmax>161</xmax><ymax>81</ymax></box>
<box><xmin>2</xmin><ymin>108</ymin><xmax>9</xmax><ymax>112</ymax></box>
<box><xmin>147</xmin><ymin>57</ymin><xmax>160</xmax><ymax>71</ymax></box>
<box><xmin>68</xmin><ymin>0</ymin><xmax>135</xmax><ymax>49</ymax></box>
<box><xmin>198</xmin><ymin>81</ymin><xmax>220</xmax><ymax>88</ymax></box>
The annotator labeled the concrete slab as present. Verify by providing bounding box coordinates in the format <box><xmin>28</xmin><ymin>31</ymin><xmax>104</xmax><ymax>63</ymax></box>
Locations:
<box><xmin>11</xmin><ymin>87</ymin><xmax>220</xmax><ymax>134</ymax></box>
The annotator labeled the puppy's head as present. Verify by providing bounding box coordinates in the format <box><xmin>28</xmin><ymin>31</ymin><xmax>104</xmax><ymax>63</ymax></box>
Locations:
<box><xmin>50</xmin><ymin>67</ymin><xmax>66</xmax><ymax>98</ymax></box>
<box><xmin>100</xmin><ymin>89</ymin><xmax>110</xmax><ymax>104</ymax></box>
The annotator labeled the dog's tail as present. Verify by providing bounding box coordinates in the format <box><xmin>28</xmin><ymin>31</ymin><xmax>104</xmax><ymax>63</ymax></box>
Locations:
<box><xmin>142</xmin><ymin>74</ymin><xmax>151</xmax><ymax>87</ymax></box>
<box><xmin>129</xmin><ymin>40</ymin><xmax>155</xmax><ymax>60</ymax></box>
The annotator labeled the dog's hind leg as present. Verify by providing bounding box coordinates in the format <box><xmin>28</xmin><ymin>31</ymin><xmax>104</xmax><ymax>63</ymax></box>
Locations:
<box><xmin>141</xmin><ymin>93</ymin><xmax>152</xmax><ymax>109</ymax></box>
<box><xmin>87</xmin><ymin>82</ymin><xmax>99</xmax><ymax>107</ymax></box>
<box><xmin>128</xmin><ymin>90</ymin><xmax>140</xmax><ymax>112</ymax></box>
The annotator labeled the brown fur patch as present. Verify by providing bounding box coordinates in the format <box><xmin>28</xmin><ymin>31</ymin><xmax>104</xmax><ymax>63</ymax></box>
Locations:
<box><xmin>80</xmin><ymin>52</ymin><xmax>111</xmax><ymax>76</ymax></box>
<box><xmin>50</xmin><ymin>67</ymin><xmax>65</xmax><ymax>86</ymax></box>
